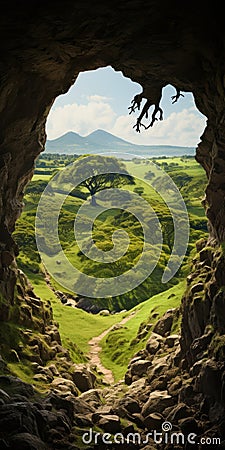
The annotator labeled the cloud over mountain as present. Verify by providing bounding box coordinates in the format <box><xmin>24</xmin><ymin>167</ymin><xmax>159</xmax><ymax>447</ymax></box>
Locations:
<box><xmin>46</xmin><ymin>95</ymin><xmax>206</xmax><ymax>147</ymax></box>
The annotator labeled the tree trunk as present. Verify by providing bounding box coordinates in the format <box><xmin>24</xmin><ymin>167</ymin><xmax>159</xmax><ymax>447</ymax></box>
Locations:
<box><xmin>90</xmin><ymin>194</ymin><xmax>97</xmax><ymax>206</ymax></box>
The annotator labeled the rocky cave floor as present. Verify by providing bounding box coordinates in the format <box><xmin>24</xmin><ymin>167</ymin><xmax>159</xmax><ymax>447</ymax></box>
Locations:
<box><xmin>0</xmin><ymin>301</ymin><xmax>225</xmax><ymax>450</ymax></box>
<box><xmin>1</xmin><ymin>243</ymin><xmax>225</xmax><ymax>449</ymax></box>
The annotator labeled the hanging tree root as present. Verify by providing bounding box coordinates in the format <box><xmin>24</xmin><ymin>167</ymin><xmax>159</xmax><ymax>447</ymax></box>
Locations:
<box><xmin>129</xmin><ymin>86</ymin><xmax>184</xmax><ymax>132</ymax></box>
<box><xmin>171</xmin><ymin>88</ymin><xmax>184</xmax><ymax>104</ymax></box>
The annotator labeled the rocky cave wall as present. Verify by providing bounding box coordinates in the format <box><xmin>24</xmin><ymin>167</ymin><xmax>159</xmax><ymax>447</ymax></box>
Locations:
<box><xmin>1</xmin><ymin>0</ymin><xmax>225</xmax><ymax>400</ymax></box>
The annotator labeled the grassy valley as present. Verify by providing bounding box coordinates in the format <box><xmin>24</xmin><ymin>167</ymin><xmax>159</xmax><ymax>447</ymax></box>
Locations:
<box><xmin>14</xmin><ymin>154</ymin><xmax>208</xmax><ymax>306</ymax></box>
<box><xmin>12</xmin><ymin>153</ymin><xmax>208</xmax><ymax>381</ymax></box>
<box><xmin>28</xmin><ymin>270</ymin><xmax>185</xmax><ymax>381</ymax></box>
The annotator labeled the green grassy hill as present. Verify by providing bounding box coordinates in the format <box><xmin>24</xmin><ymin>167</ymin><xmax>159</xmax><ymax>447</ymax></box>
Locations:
<box><xmin>13</xmin><ymin>155</ymin><xmax>208</xmax><ymax>312</ymax></box>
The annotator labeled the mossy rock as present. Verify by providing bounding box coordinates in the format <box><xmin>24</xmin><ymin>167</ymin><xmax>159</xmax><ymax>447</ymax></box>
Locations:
<box><xmin>210</xmin><ymin>334</ymin><xmax>225</xmax><ymax>361</ymax></box>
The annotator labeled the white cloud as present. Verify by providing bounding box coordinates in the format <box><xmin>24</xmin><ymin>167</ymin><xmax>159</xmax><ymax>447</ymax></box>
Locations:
<box><xmin>46</xmin><ymin>95</ymin><xmax>116</xmax><ymax>140</ymax></box>
<box><xmin>46</xmin><ymin>96</ymin><xmax>206</xmax><ymax>147</ymax></box>
<box><xmin>111</xmin><ymin>108</ymin><xmax>206</xmax><ymax>147</ymax></box>
<box><xmin>87</xmin><ymin>94</ymin><xmax>111</xmax><ymax>102</ymax></box>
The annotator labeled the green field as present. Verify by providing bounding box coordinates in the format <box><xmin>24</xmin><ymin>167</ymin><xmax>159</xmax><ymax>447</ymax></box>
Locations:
<box><xmin>15</xmin><ymin>153</ymin><xmax>208</xmax><ymax>310</ymax></box>
<box><xmin>32</xmin><ymin>174</ymin><xmax>52</xmax><ymax>181</ymax></box>
<box><xmin>12</xmin><ymin>153</ymin><xmax>208</xmax><ymax>378</ymax></box>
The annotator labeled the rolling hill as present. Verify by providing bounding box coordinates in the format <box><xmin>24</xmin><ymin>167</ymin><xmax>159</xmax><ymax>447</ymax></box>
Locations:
<box><xmin>46</xmin><ymin>129</ymin><xmax>195</xmax><ymax>157</ymax></box>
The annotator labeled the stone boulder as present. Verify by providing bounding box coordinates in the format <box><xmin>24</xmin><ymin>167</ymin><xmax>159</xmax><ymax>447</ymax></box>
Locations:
<box><xmin>141</xmin><ymin>390</ymin><xmax>175</xmax><ymax>417</ymax></box>
<box><xmin>97</xmin><ymin>414</ymin><xmax>121</xmax><ymax>433</ymax></box>
<box><xmin>51</xmin><ymin>377</ymin><xmax>78</xmax><ymax>396</ymax></box>
<box><xmin>167</xmin><ymin>376</ymin><xmax>182</xmax><ymax>396</ymax></box>
<box><xmin>179</xmin><ymin>417</ymin><xmax>199</xmax><ymax>435</ymax></box>
<box><xmin>115</xmin><ymin>396</ymin><xmax>141</xmax><ymax>414</ymax></box>
<box><xmin>79</xmin><ymin>389</ymin><xmax>103</xmax><ymax>411</ymax></box>
<box><xmin>8</xmin><ymin>433</ymin><xmax>48</xmax><ymax>450</ymax></box>
<box><xmin>130</xmin><ymin>359</ymin><xmax>152</xmax><ymax>376</ymax></box>
<box><xmin>165</xmin><ymin>334</ymin><xmax>180</xmax><ymax>348</ymax></box>
<box><xmin>166</xmin><ymin>402</ymin><xmax>192</xmax><ymax>422</ymax></box>
<box><xmin>197</xmin><ymin>358</ymin><xmax>223</xmax><ymax>402</ymax></box>
<box><xmin>0</xmin><ymin>402</ymin><xmax>39</xmax><ymax>439</ymax></box>
<box><xmin>76</xmin><ymin>298</ymin><xmax>101</xmax><ymax>314</ymax></box>
<box><xmin>153</xmin><ymin>309</ymin><xmax>177</xmax><ymax>336</ymax></box>
<box><xmin>147</xmin><ymin>355</ymin><xmax>169</xmax><ymax>383</ymax></box>
<box><xmin>0</xmin><ymin>376</ymin><xmax>34</xmax><ymax>398</ymax></box>
<box><xmin>70</xmin><ymin>364</ymin><xmax>96</xmax><ymax>393</ymax></box>
<box><xmin>143</xmin><ymin>412</ymin><xmax>164</xmax><ymax>430</ymax></box>
<box><xmin>146</xmin><ymin>332</ymin><xmax>164</xmax><ymax>354</ymax></box>
<box><xmin>99</xmin><ymin>309</ymin><xmax>110</xmax><ymax>316</ymax></box>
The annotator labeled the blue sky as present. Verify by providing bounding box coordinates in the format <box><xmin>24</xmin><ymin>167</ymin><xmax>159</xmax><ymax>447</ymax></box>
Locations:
<box><xmin>46</xmin><ymin>66</ymin><xmax>206</xmax><ymax>147</ymax></box>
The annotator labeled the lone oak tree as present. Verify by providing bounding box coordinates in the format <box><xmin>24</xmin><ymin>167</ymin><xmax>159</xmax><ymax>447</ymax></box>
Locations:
<box><xmin>62</xmin><ymin>155</ymin><xmax>134</xmax><ymax>206</ymax></box>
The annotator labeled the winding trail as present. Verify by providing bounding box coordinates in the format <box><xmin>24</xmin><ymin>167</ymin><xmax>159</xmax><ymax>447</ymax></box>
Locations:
<box><xmin>88</xmin><ymin>313</ymin><xmax>135</xmax><ymax>385</ymax></box>
<box><xmin>44</xmin><ymin>268</ymin><xmax>136</xmax><ymax>385</ymax></box>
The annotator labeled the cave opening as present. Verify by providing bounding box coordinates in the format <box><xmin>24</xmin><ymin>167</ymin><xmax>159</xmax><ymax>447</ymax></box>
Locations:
<box><xmin>16</xmin><ymin>65</ymin><xmax>209</xmax><ymax>360</ymax></box>
<box><xmin>26</xmin><ymin>65</ymin><xmax>209</xmax><ymax>310</ymax></box>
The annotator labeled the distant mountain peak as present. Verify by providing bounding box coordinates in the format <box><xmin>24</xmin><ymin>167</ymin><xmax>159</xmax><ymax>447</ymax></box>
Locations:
<box><xmin>86</xmin><ymin>129</ymin><xmax>131</xmax><ymax>145</ymax></box>
<box><xmin>48</xmin><ymin>131</ymin><xmax>85</xmax><ymax>145</ymax></box>
<box><xmin>87</xmin><ymin>129</ymin><xmax>118</xmax><ymax>137</ymax></box>
<box><xmin>46</xmin><ymin>129</ymin><xmax>195</xmax><ymax>157</ymax></box>
<box><xmin>48</xmin><ymin>131</ymin><xmax>79</xmax><ymax>140</ymax></box>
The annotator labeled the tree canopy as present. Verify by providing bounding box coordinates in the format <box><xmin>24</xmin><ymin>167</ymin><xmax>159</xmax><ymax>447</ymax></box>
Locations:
<box><xmin>59</xmin><ymin>155</ymin><xmax>135</xmax><ymax>205</ymax></box>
